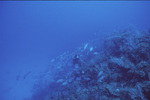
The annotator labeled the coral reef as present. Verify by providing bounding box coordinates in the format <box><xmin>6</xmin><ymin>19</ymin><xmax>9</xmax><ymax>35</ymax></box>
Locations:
<box><xmin>29</xmin><ymin>27</ymin><xmax>150</xmax><ymax>100</ymax></box>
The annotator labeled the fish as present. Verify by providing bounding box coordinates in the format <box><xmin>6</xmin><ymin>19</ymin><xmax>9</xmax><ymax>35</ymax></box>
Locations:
<box><xmin>16</xmin><ymin>75</ymin><xmax>20</xmax><ymax>80</ymax></box>
<box><xmin>84</xmin><ymin>43</ymin><xmax>88</xmax><ymax>50</ymax></box>
<box><xmin>23</xmin><ymin>71</ymin><xmax>31</xmax><ymax>79</ymax></box>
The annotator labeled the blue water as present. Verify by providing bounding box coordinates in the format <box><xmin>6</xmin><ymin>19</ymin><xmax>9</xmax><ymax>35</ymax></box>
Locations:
<box><xmin>0</xmin><ymin>1</ymin><xmax>150</xmax><ymax>100</ymax></box>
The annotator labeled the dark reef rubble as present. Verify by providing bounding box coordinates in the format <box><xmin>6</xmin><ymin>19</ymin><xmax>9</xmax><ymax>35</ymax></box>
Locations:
<box><xmin>28</xmin><ymin>27</ymin><xmax>150</xmax><ymax>100</ymax></box>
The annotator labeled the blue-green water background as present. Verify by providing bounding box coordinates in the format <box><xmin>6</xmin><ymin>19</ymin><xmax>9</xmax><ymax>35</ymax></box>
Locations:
<box><xmin>0</xmin><ymin>1</ymin><xmax>150</xmax><ymax>100</ymax></box>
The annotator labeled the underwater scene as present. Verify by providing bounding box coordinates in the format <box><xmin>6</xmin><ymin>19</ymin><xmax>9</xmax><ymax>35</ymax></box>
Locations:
<box><xmin>30</xmin><ymin>27</ymin><xmax>150</xmax><ymax>100</ymax></box>
<box><xmin>0</xmin><ymin>1</ymin><xmax>150</xmax><ymax>100</ymax></box>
